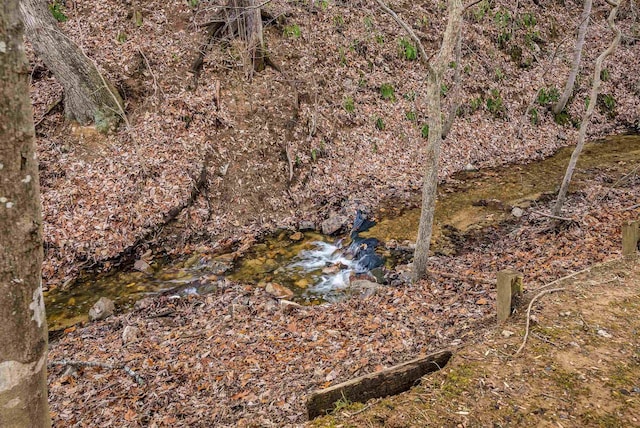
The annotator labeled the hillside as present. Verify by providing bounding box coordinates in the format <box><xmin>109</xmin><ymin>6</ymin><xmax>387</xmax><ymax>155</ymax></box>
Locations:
<box><xmin>30</xmin><ymin>0</ymin><xmax>640</xmax><ymax>288</ymax></box>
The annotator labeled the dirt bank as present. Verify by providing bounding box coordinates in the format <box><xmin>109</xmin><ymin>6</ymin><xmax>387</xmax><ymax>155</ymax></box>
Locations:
<box><xmin>31</xmin><ymin>0</ymin><xmax>640</xmax><ymax>289</ymax></box>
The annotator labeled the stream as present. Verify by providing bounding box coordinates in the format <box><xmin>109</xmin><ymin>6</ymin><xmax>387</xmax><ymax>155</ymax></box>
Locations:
<box><xmin>44</xmin><ymin>135</ymin><xmax>640</xmax><ymax>330</ymax></box>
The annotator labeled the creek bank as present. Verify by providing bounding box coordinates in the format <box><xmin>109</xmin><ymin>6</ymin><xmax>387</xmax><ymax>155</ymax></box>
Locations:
<box><xmin>44</xmin><ymin>135</ymin><xmax>640</xmax><ymax>331</ymax></box>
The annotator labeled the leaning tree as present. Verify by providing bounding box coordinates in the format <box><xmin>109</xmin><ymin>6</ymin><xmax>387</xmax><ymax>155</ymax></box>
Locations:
<box><xmin>0</xmin><ymin>0</ymin><xmax>51</xmax><ymax>426</ymax></box>
<box><xmin>20</xmin><ymin>0</ymin><xmax>124</xmax><ymax>131</ymax></box>
<box><xmin>553</xmin><ymin>0</ymin><xmax>622</xmax><ymax>216</ymax></box>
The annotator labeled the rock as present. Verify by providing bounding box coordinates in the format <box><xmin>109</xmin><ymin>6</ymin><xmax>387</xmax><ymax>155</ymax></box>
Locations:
<box><xmin>511</xmin><ymin>207</ymin><xmax>524</xmax><ymax>218</ymax></box>
<box><xmin>501</xmin><ymin>330</ymin><xmax>515</xmax><ymax>338</ymax></box>
<box><xmin>369</xmin><ymin>267</ymin><xmax>386</xmax><ymax>284</ymax></box>
<box><xmin>89</xmin><ymin>297</ymin><xmax>115</xmax><ymax>321</ymax></box>
<box><xmin>321</xmin><ymin>214</ymin><xmax>348</xmax><ymax>235</ymax></box>
<box><xmin>464</xmin><ymin>163</ymin><xmax>478</xmax><ymax>172</ymax></box>
<box><xmin>265</xmin><ymin>283</ymin><xmax>294</xmax><ymax>299</ymax></box>
<box><xmin>134</xmin><ymin>297</ymin><xmax>154</xmax><ymax>311</ymax></box>
<box><xmin>597</xmin><ymin>329</ymin><xmax>612</xmax><ymax>338</ymax></box>
<box><xmin>122</xmin><ymin>326</ymin><xmax>141</xmax><ymax>344</ymax></box>
<box><xmin>299</xmin><ymin>221</ymin><xmax>316</xmax><ymax>231</ymax></box>
<box><xmin>350</xmin><ymin>279</ymin><xmax>381</xmax><ymax>298</ymax></box>
<box><xmin>290</xmin><ymin>231</ymin><xmax>304</xmax><ymax>241</ymax></box>
<box><xmin>133</xmin><ymin>259</ymin><xmax>153</xmax><ymax>274</ymax></box>
<box><xmin>280</xmin><ymin>299</ymin><xmax>302</xmax><ymax>313</ymax></box>
<box><xmin>557</xmin><ymin>131</ymin><xmax>568</xmax><ymax>141</ymax></box>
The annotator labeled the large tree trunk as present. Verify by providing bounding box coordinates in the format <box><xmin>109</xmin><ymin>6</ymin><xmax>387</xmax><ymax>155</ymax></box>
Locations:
<box><xmin>553</xmin><ymin>0</ymin><xmax>622</xmax><ymax>216</ymax></box>
<box><xmin>20</xmin><ymin>0</ymin><xmax>124</xmax><ymax>131</ymax></box>
<box><xmin>413</xmin><ymin>0</ymin><xmax>464</xmax><ymax>281</ymax></box>
<box><xmin>226</xmin><ymin>0</ymin><xmax>265</xmax><ymax>73</ymax></box>
<box><xmin>552</xmin><ymin>0</ymin><xmax>592</xmax><ymax>115</ymax></box>
<box><xmin>0</xmin><ymin>0</ymin><xmax>51</xmax><ymax>426</ymax></box>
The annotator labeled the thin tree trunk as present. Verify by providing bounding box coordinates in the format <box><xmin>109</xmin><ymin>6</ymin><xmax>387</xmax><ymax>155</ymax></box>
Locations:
<box><xmin>442</xmin><ymin>29</ymin><xmax>462</xmax><ymax>139</ymax></box>
<box><xmin>376</xmin><ymin>0</ymin><xmax>463</xmax><ymax>281</ymax></box>
<box><xmin>20</xmin><ymin>0</ymin><xmax>124</xmax><ymax>130</ymax></box>
<box><xmin>553</xmin><ymin>0</ymin><xmax>592</xmax><ymax>115</ymax></box>
<box><xmin>553</xmin><ymin>0</ymin><xmax>622</xmax><ymax>216</ymax></box>
<box><xmin>0</xmin><ymin>1</ymin><xmax>51</xmax><ymax>426</ymax></box>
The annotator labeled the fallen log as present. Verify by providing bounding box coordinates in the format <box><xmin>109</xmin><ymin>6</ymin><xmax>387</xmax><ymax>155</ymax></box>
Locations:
<box><xmin>306</xmin><ymin>350</ymin><xmax>452</xmax><ymax>419</ymax></box>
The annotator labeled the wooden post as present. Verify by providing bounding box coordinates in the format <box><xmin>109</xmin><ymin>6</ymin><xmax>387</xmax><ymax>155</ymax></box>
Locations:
<box><xmin>497</xmin><ymin>269</ymin><xmax>523</xmax><ymax>323</ymax></box>
<box><xmin>306</xmin><ymin>350</ymin><xmax>452</xmax><ymax>420</ymax></box>
<box><xmin>622</xmin><ymin>220</ymin><xmax>639</xmax><ymax>257</ymax></box>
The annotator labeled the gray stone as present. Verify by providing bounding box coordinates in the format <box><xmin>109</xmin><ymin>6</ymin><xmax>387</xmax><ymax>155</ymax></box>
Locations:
<box><xmin>133</xmin><ymin>259</ymin><xmax>153</xmax><ymax>274</ymax></box>
<box><xmin>370</xmin><ymin>267</ymin><xmax>386</xmax><ymax>284</ymax></box>
<box><xmin>280</xmin><ymin>299</ymin><xmax>303</xmax><ymax>313</ymax></box>
<box><xmin>557</xmin><ymin>131</ymin><xmax>568</xmax><ymax>141</ymax></box>
<box><xmin>122</xmin><ymin>325</ymin><xmax>141</xmax><ymax>344</ymax></box>
<box><xmin>350</xmin><ymin>279</ymin><xmax>382</xmax><ymax>298</ymax></box>
<box><xmin>321</xmin><ymin>215</ymin><xmax>348</xmax><ymax>235</ymax></box>
<box><xmin>299</xmin><ymin>220</ymin><xmax>316</xmax><ymax>231</ymax></box>
<box><xmin>89</xmin><ymin>297</ymin><xmax>115</xmax><ymax>321</ymax></box>
<box><xmin>511</xmin><ymin>207</ymin><xmax>524</xmax><ymax>218</ymax></box>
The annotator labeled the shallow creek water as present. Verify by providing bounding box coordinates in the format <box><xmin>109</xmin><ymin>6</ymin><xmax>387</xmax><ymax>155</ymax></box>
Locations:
<box><xmin>44</xmin><ymin>135</ymin><xmax>640</xmax><ymax>330</ymax></box>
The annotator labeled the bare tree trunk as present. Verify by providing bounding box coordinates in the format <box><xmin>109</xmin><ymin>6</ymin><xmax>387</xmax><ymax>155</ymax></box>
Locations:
<box><xmin>553</xmin><ymin>0</ymin><xmax>592</xmax><ymax>115</ymax></box>
<box><xmin>376</xmin><ymin>0</ymin><xmax>463</xmax><ymax>281</ymax></box>
<box><xmin>442</xmin><ymin>29</ymin><xmax>462</xmax><ymax>139</ymax></box>
<box><xmin>20</xmin><ymin>0</ymin><xmax>124</xmax><ymax>131</ymax></box>
<box><xmin>553</xmin><ymin>0</ymin><xmax>622</xmax><ymax>216</ymax></box>
<box><xmin>0</xmin><ymin>1</ymin><xmax>51</xmax><ymax>426</ymax></box>
<box><xmin>227</xmin><ymin>0</ymin><xmax>265</xmax><ymax>73</ymax></box>
<box><xmin>413</xmin><ymin>0</ymin><xmax>463</xmax><ymax>281</ymax></box>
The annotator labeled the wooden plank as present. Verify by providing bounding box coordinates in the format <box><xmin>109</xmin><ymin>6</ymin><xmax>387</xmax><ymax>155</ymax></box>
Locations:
<box><xmin>622</xmin><ymin>220</ymin><xmax>639</xmax><ymax>257</ymax></box>
<box><xmin>497</xmin><ymin>269</ymin><xmax>523</xmax><ymax>323</ymax></box>
<box><xmin>306</xmin><ymin>350</ymin><xmax>452</xmax><ymax>420</ymax></box>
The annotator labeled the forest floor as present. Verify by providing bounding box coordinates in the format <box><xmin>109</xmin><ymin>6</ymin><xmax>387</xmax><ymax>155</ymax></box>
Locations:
<box><xmin>31</xmin><ymin>0</ymin><xmax>640</xmax><ymax>425</ymax></box>
<box><xmin>311</xmin><ymin>255</ymin><xmax>640</xmax><ymax>428</ymax></box>
<box><xmin>46</xmin><ymin>163</ymin><xmax>640</xmax><ymax>426</ymax></box>
<box><xmin>30</xmin><ymin>0</ymin><xmax>640</xmax><ymax>289</ymax></box>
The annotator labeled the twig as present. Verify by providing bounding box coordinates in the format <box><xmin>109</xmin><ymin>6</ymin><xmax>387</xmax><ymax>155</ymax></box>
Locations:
<box><xmin>530</xmin><ymin>256</ymin><xmax>622</xmax><ymax>291</ymax></box>
<box><xmin>531</xmin><ymin>210</ymin><xmax>575</xmax><ymax>222</ymax></box>
<box><xmin>514</xmin><ymin>287</ymin><xmax>566</xmax><ymax>356</ymax></box>
<box><xmin>285</xmin><ymin>142</ymin><xmax>294</xmax><ymax>182</ymax></box>
<box><xmin>34</xmin><ymin>96</ymin><xmax>62</xmax><ymax>128</ymax></box>
<box><xmin>137</xmin><ymin>47</ymin><xmax>163</xmax><ymax>101</ymax></box>
<box><xmin>623</xmin><ymin>203</ymin><xmax>640</xmax><ymax>211</ymax></box>
<box><xmin>49</xmin><ymin>359</ymin><xmax>144</xmax><ymax>385</ymax></box>
<box><xmin>463</xmin><ymin>0</ymin><xmax>485</xmax><ymax>11</ymax></box>
<box><xmin>374</xmin><ymin>0</ymin><xmax>432</xmax><ymax>67</ymax></box>
<box><xmin>347</xmin><ymin>403</ymin><xmax>373</xmax><ymax>417</ymax></box>
<box><xmin>593</xmin><ymin>163</ymin><xmax>640</xmax><ymax>206</ymax></box>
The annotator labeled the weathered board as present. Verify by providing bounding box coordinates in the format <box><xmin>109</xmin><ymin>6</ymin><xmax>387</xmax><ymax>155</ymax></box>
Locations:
<box><xmin>622</xmin><ymin>220</ymin><xmax>639</xmax><ymax>256</ymax></box>
<box><xmin>306</xmin><ymin>350</ymin><xmax>452</xmax><ymax>419</ymax></box>
<box><xmin>497</xmin><ymin>269</ymin><xmax>523</xmax><ymax>322</ymax></box>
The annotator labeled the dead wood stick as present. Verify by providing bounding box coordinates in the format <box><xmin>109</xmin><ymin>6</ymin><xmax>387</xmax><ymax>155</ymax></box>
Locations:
<box><xmin>34</xmin><ymin>96</ymin><xmax>62</xmax><ymax>128</ymax></box>
<box><xmin>49</xmin><ymin>359</ymin><xmax>144</xmax><ymax>385</ymax></box>
<box><xmin>306</xmin><ymin>350</ymin><xmax>452</xmax><ymax>419</ymax></box>
<box><xmin>514</xmin><ymin>287</ymin><xmax>565</xmax><ymax>356</ymax></box>
<box><xmin>531</xmin><ymin>210</ymin><xmax>575</xmax><ymax>222</ymax></box>
<box><xmin>285</xmin><ymin>142</ymin><xmax>294</xmax><ymax>182</ymax></box>
<box><xmin>530</xmin><ymin>256</ymin><xmax>622</xmax><ymax>291</ymax></box>
<box><xmin>623</xmin><ymin>203</ymin><xmax>640</xmax><ymax>211</ymax></box>
<box><xmin>137</xmin><ymin>47</ymin><xmax>163</xmax><ymax>100</ymax></box>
